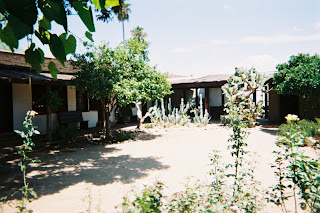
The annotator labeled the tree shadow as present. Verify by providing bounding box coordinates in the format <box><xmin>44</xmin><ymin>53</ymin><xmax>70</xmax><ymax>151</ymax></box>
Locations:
<box><xmin>0</xmin><ymin>145</ymin><xmax>169</xmax><ymax>199</ymax></box>
<box><xmin>134</xmin><ymin>131</ymin><xmax>162</xmax><ymax>141</ymax></box>
<box><xmin>259</xmin><ymin>127</ymin><xmax>278</xmax><ymax>136</ymax></box>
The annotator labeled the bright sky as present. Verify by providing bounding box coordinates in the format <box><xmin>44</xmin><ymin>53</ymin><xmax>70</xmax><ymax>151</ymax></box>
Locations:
<box><xmin>19</xmin><ymin>0</ymin><xmax>320</xmax><ymax>77</ymax></box>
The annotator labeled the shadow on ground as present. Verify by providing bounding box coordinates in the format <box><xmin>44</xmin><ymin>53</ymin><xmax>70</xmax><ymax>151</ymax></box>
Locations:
<box><xmin>0</xmin><ymin>141</ymin><xmax>169</xmax><ymax>199</ymax></box>
<box><xmin>260</xmin><ymin>127</ymin><xmax>278</xmax><ymax>136</ymax></box>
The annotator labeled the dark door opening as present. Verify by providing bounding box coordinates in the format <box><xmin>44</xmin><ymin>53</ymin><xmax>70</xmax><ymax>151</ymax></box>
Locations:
<box><xmin>0</xmin><ymin>80</ymin><xmax>13</xmax><ymax>132</ymax></box>
<box><xmin>279</xmin><ymin>95</ymin><xmax>299</xmax><ymax>123</ymax></box>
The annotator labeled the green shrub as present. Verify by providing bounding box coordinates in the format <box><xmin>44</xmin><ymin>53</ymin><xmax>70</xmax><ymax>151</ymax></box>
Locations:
<box><xmin>108</xmin><ymin>130</ymin><xmax>134</xmax><ymax>143</ymax></box>
<box><xmin>278</xmin><ymin>119</ymin><xmax>320</xmax><ymax>138</ymax></box>
<box><xmin>271</xmin><ymin>116</ymin><xmax>320</xmax><ymax>212</ymax></box>
<box><xmin>122</xmin><ymin>181</ymin><xmax>163</xmax><ymax>213</ymax></box>
<box><xmin>53</xmin><ymin>125</ymin><xmax>76</xmax><ymax>141</ymax></box>
<box><xmin>144</xmin><ymin>123</ymin><xmax>154</xmax><ymax>129</ymax></box>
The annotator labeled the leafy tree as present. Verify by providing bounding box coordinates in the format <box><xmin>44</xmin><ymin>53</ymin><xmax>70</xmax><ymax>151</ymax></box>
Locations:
<box><xmin>274</xmin><ymin>53</ymin><xmax>320</xmax><ymax>118</ymax></box>
<box><xmin>274</xmin><ymin>53</ymin><xmax>320</xmax><ymax>97</ymax></box>
<box><xmin>0</xmin><ymin>0</ymin><xmax>124</xmax><ymax>77</ymax></box>
<box><xmin>114</xmin><ymin>27</ymin><xmax>172</xmax><ymax>129</ymax></box>
<box><xmin>71</xmin><ymin>44</ymin><xmax>118</xmax><ymax>136</ymax></box>
<box><xmin>72</xmin><ymin>27</ymin><xmax>171</xmax><ymax>133</ymax></box>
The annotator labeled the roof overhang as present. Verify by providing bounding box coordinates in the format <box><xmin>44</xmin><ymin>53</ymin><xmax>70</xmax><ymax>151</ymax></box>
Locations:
<box><xmin>0</xmin><ymin>70</ymin><xmax>74</xmax><ymax>84</ymax></box>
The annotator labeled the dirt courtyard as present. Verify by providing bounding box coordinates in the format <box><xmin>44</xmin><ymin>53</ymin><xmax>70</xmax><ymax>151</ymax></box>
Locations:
<box><xmin>1</xmin><ymin>123</ymin><xmax>318</xmax><ymax>213</ymax></box>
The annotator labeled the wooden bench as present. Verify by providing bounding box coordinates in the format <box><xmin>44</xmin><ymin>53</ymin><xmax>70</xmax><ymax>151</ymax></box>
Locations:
<box><xmin>58</xmin><ymin>111</ymin><xmax>88</xmax><ymax>129</ymax></box>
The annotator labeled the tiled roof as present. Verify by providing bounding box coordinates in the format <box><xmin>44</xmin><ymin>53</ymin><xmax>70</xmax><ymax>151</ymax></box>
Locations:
<box><xmin>0</xmin><ymin>51</ymin><xmax>77</xmax><ymax>74</ymax></box>
<box><xmin>169</xmin><ymin>74</ymin><xmax>232</xmax><ymax>85</ymax></box>
<box><xmin>0</xmin><ymin>69</ymin><xmax>73</xmax><ymax>82</ymax></box>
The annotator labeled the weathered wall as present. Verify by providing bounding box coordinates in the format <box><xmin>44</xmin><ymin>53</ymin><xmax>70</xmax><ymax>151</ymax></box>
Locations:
<box><xmin>33</xmin><ymin>113</ymin><xmax>59</xmax><ymax>134</ymax></box>
<box><xmin>268</xmin><ymin>90</ymin><xmax>280</xmax><ymax>123</ymax></box>
<box><xmin>67</xmin><ymin>86</ymin><xmax>77</xmax><ymax>111</ymax></box>
<box><xmin>298</xmin><ymin>95</ymin><xmax>320</xmax><ymax>120</ymax></box>
<box><xmin>12</xmin><ymin>83</ymin><xmax>32</xmax><ymax>131</ymax></box>
<box><xmin>82</xmin><ymin>111</ymin><xmax>98</xmax><ymax>128</ymax></box>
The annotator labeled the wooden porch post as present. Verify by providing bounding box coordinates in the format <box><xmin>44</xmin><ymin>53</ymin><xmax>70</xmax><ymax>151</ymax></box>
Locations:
<box><xmin>46</xmin><ymin>85</ymin><xmax>52</xmax><ymax>142</ymax></box>
<box><xmin>195</xmin><ymin>88</ymin><xmax>199</xmax><ymax>107</ymax></box>
<box><xmin>205</xmin><ymin>88</ymin><xmax>209</xmax><ymax>110</ymax></box>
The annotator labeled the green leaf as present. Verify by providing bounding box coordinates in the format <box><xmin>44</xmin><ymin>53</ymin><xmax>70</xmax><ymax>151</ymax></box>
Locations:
<box><xmin>92</xmin><ymin>0</ymin><xmax>119</xmax><ymax>9</ymax></box>
<box><xmin>39</xmin><ymin>17</ymin><xmax>51</xmax><ymax>31</ymax></box>
<box><xmin>0</xmin><ymin>24</ymin><xmax>18</xmax><ymax>51</ymax></box>
<box><xmin>85</xmin><ymin>31</ymin><xmax>94</xmax><ymax>42</ymax></box>
<box><xmin>40</xmin><ymin>0</ymin><xmax>67</xmax><ymax>31</ymax></box>
<box><xmin>38</xmin><ymin>48</ymin><xmax>45</xmax><ymax>64</ymax></box>
<box><xmin>35</xmin><ymin>30</ymin><xmax>50</xmax><ymax>44</ymax></box>
<box><xmin>0</xmin><ymin>14</ymin><xmax>32</xmax><ymax>50</ymax></box>
<box><xmin>105</xmin><ymin>0</ymin><xmax>120</xmax><ymax>7</ymax></box>
<box><xmin>25</xmin><ymin>43</ymin><xmax>44</xmax><ymax>73</ymax></box>
<box><xmin>73</xmin><ymin>1</ymin><xmax>95</xmax><ymax>32</ymax></box>
<box><xmin>4</xmin><ymin>0</ymin><xmax>37</xmax><ymax>27</ymax></box>
<box><xmin>59</xmin><ymin>33</ymin><xmax>76</xmax><ymax>55</ymax></box>
<box><xmin>49</xmin><ymin>34</ymin><xmax>66</xmax><ymax>66</ymax></box>
<box><xmin>48</xmin><ymin>61</ymin><xmax>60</xmax><ymax>79</ymax></box>
<box><xmin>91</xmin><ymin>0</ymin><xmax>103</xmax><ymax>10</ymax></box>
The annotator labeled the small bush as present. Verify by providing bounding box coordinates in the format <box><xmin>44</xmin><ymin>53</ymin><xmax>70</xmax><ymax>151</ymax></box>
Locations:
<box><xmin>122</xmin><ymin>181</ymin><xmax>164</xmax><ymax>213</ymax></box>
<box><xmin>144</xmin><ymin>123</ymin><xmax>154</xmax><ymax>129</ymax></box>
<box><xmin>108</xmin><ymin>130</ymin><xmax>134</xmax><ymax>143</ymax></box>
<box><xmin>53</xmin><ymin>125</ymin><xmax>76</xmax><ymax>141</ymax></box>
<box><xmin>278</xmin><ymin>119</ymin><xmax>320</xmax><ymax>138</ymax></box>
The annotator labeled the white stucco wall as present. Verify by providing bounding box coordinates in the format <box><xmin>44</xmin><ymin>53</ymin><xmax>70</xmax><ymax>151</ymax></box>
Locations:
<box><xmin>67</xmin><ymin>85</ymin><xmax>79</xmax><ymax>128</ymax></box>
<box><xmin>67</xmin><ymin>86</ymin><xmax>77</xmax><ymax>111</ymax></box>
<box><xmin>12</xmin><ymin>83</ymin><xmax>32</xmax><ymax>131</ymax></box>
<box><xmin>82</xmin><ymin>111</ymin><xmax>98</xmax><ymax>128</ymax></box>
<box><xmin>109</xmin><ymin>107</ymin><xmax>116</xmax><ymax>122</ymax></box>
<box><xmin>33</xmin><ymin>113</ymin><xmax>59</xmax><ymax>134</ymax></box>
<box><xmin>209</xmin><ymin>88</ymin><xmax>222</xmax><ymax>107</ymax></box>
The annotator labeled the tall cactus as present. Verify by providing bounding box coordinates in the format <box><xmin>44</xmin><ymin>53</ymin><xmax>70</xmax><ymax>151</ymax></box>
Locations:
<box><xmin>148</xmin><ymin>97</ymin><xmax>193</xmax><ymax>127</ymax></box>
<box><xmin>221</xmin><ymin>67</ymin><xmax>269</xmax><ymax>127</ymax></box>
<box><xmin>192</xmin><ymin>93</ymin><xmax>211</xmax><ymax>126</ymax></box>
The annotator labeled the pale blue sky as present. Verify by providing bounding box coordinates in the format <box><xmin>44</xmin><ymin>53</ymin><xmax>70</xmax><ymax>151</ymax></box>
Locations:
<box><xmin>20</xmin><ymin>0</ymin><xmax>320</xmax><ymax>77</ymax></box>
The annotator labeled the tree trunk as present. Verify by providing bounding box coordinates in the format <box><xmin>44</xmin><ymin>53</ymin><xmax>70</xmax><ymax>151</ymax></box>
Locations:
<box><xmin>106</xmin><ymin>111</ymin><xmax>110</xmax><ymax>137</ymax></box>
<box><xmin>48</xmin><ymin>108</ymin><xmax>52</xmax><ymax>142</ymax></box>
<box><xmin>135</xmin><ymin>103</ymin><xmax>150</xmax><ymax>129</ymax></box>
<box><xmin>136</xmin><ymin>103</ymin><xmax>142</xmax><ymax>129</ymax></box>
<box><xmin>122</xmin><ymin>21</ymin><xmax>125</xmax><ymax>41</ymax></box>
<box><xmin>100</xmin><ymin>99</ymin><xmax>107</xmax><ymax>136</ymax></box>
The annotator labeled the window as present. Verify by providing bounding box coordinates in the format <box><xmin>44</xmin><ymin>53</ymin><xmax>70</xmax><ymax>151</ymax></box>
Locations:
<box><xmin>32</xmin><ymin>84</ymin><xmax>68</xmax><ymax>114</ymax></box>
<box><xmin>51</xmin><ymin>85</ymin><xmax>67</xmax><ymax>112</ymax></box>
<box><xmin>32</xmin><ymin>84</ymin><xmax>47</xmax><ymax>115</ymax></box>
<box><xmin>76</xmin><ymin>90</ymin><xmax>88</xmax><ymax>112</ymax></box>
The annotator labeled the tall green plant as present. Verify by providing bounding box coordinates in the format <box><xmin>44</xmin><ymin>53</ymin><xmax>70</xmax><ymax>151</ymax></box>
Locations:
<box><xmin>219</xmin><ymin>73</ymin><xmax>267</xmax><ymax>211</ymax></box>
<box><xmin>192</xmin><ymin>94</ymin><xmax>211</xmax><ymax>126</ymax></box>
<box><xmin>12</xmin><ymin>111</ymin><xmax>41</xmax><ymax>213</ymax></box>
<box><xmin>148</xmin><ymin>98</ymin><xmax>193</xmax><ymax>128</ymax></box>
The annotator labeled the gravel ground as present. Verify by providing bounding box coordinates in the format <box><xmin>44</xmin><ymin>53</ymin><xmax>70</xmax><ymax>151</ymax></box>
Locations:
<box><xmin>1</xmin><ymin>123</ymin><xmax>318</xmax><ymax>213</ymax></box>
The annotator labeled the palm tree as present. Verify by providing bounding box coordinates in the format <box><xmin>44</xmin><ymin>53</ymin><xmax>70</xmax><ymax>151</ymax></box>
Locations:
<box><xmin>116</xmin><ymin>1</ymin><xmax>131</xmax><ymax>41</ymax></box>
<box><xmin>131</xmin><ymin>26</ymin><xmax>147</xmax><ymax>41</ymax></box>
